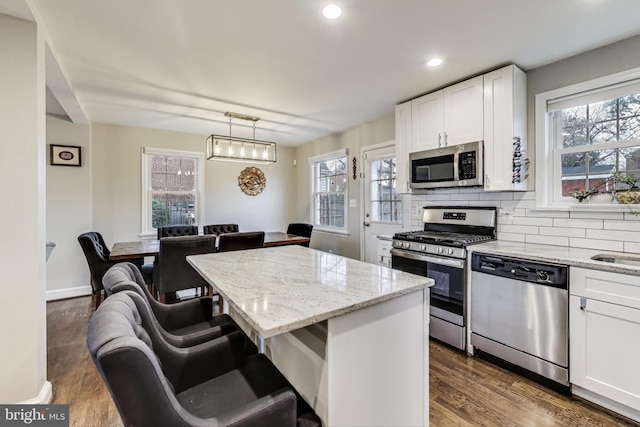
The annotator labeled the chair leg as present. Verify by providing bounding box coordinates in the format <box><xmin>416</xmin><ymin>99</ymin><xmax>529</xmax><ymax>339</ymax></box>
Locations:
<box><xmin>94</xmin><ymin>290</ymin><xmax>102</xmax><ymax>309</ymax></box>
<box><xmin>159</xmin><ymin>293</ymin><xmax>166</xmax><ymax>304</ymax></box>
<box><xmin>218</xmin><ymin>293</ymin><xmax>223</xmax><ymax>314</ymax></box>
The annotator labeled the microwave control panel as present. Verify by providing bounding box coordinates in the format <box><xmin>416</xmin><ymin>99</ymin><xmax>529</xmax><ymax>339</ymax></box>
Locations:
<box><xmin>458</xmin><ymin>151</ymin><xmax>477</xmax><ymax>180</ymax></box>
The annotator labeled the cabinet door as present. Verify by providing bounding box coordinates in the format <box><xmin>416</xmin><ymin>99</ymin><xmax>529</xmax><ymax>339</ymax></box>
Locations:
<box><xmin>443</xmin><ymin>75</ymin><xmax>484</xmax><ymax>146</ymax></box>
<box><xmin>395</xmin><ymin>101</ymin><xmax>411</xmax><ymax>193</ymax></box>
<box><xmin>483</xmin><ymin>65</ymin><xmax>528</xmax><ymax>191</ymax></box>
<box><xmin>570</xmin><ymin>295</ymin><xmax>640</xmax><ymax>411</ymax></box>
<box><xmin>411</xmin><ymin>91</ymin><xmax>443</xmax><ymax>152</ymax></box>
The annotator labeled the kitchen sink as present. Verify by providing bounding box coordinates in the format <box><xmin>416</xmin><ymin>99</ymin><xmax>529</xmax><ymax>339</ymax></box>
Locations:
<box><xmin>591</xmin><ymin>254</ymin><xmax>640</xmax><ymax>267</ymax></box>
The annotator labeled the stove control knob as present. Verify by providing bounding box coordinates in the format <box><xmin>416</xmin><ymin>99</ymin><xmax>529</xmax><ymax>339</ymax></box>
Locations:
<box><xmin>404</xmin><ymin>242</ymin><xmax>411</xmax><ymax>249</ymax></box>
<box><xmin>447</xmin><ymin>248</ymin><xmax>454</xmax><ymax>255</ymax></box>
<box><xmin>420</xmin><ymin>244</ymin><xmax>427</xmax><ymax>251</ymax></box>
<box><xmin>437</xmin><ymin>247</ymin><xmax>443</xmax><ymax>254</ymax></box>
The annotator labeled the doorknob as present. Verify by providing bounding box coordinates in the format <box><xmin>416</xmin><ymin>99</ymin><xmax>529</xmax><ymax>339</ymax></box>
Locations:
<box><xmin>363</xmin><ymin>222</ymin><xmax>371</xmax><ymax>227</ymax></box>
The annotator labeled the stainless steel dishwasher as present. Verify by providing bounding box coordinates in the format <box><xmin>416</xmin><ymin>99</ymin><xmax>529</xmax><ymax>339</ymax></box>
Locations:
<box><xmin>470</xmin><ymin>253</ymin><xmax>569</xmax><ymax>389</ymax></box>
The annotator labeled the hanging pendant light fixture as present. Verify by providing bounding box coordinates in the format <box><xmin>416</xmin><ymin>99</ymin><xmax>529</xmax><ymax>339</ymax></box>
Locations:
<box><xmin>206</xmin><ymin>112</ymin><xmax>277</xmax><ymax>164</ymax></box>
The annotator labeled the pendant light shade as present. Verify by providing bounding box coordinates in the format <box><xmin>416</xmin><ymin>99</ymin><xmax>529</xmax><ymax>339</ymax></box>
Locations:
<box><xmin>206</xmin><ymin>112</ymin><xmax>276</xmax><ymax>164</ymax></box>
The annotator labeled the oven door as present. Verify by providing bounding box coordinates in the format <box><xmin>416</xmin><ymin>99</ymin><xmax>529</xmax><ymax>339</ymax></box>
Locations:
<box><xmin>391</xmin><ymin>248</ymin><xmax>465</xmax><ymax>318</ymax></box>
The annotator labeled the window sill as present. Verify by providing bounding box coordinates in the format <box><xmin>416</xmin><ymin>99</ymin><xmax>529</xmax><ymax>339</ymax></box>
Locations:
<box><xmin>531</xmin><ymin>204</ymin><xmax>640</xmax><ymax>213</ymax></box>
<box><xmin>314</xmin><ymin>227</ymin><xmax>350</xmax><ymax>237</ymax></box>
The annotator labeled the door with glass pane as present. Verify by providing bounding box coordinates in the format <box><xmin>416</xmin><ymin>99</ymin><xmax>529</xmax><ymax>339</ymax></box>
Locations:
<box><xmin>362</xmin><ymin>145</ymin><xmax>403</xmax><ymax>265</ymax></box>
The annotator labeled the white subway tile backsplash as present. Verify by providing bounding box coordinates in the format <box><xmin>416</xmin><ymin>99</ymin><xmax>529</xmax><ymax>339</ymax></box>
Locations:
<box><xmin>604</xmin><ymin>220</ymin><xmax>640</xmax><ymax>231</ymax></box>
<box><xmin>570</xmin><ymin>211</ymin><xmax>623</xmax><ymax>220</ymax></box>
<box><xmin>623</xmin><ymin>241</ymin><xmax>640</xmax><ymax>254</ymax></box>
<box><xmin>496</xmin><ymin>232</ymin><xmax>526</xmax><ymax>242</ymax></box>
<box><xmin>539</xmin><ymin>226</ymin><xmax>585</xmax><ymax>238</ymax></box>
<box><xmin>526</xmin><ymin>234</ymin><xmax>568</xmax><ymax>246</ymax></box>
<box><xmin>407</xmin><ymin>189</ymin><xmax>639</xmax><ymax>254</ymax></box>
<box><xmin>512</xmin><ymin>216</ymin><xmax>553</xmax><ymax>227</ymax></box>
<box><xmin>501</xmin><ymin>224</ymin><xmax>539</xmax><ymax>235</ymax></box>
<box><xmin>586</xmin><ymin>228</ymin><xmax>640</xmax><ymax>241</ymax></box>
<box><xmin>553</xmin><ymin>218</ymin><xmax>603</xmax><ymax>229</ymax></box>
<box><xmin>570</xmin><ymin>238</ymin><xmax>624</xmax><ymax>252</ymax></box>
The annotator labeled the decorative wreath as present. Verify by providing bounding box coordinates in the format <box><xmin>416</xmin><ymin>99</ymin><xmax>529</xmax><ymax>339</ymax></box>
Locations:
<box><xmin>238</xmin><ymin>166</ymin><xmax>266</xmax><ymax>196</ymax></box>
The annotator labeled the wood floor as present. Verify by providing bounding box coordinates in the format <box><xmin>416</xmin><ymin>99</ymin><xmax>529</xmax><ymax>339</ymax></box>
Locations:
<box><xmin>47</xmin><ymin>296</ymin><xmax>639</xmax><ymax>427</ymax></box>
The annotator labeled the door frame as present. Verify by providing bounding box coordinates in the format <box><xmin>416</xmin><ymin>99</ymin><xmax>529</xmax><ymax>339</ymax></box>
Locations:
<box><xmin>359</xmin><ymin>140</ymin><xmax>401</xmax><ymax>262</ymax></box>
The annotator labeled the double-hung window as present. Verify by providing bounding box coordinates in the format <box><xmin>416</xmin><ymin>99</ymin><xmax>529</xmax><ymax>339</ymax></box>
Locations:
<box><xmin>310</xmin><ymin>149</ymin><xmax>348</xmax><ymax>233</ymax></box>
<box><xmin>141</xmin><ymin>147</ymin><xmax>204</xmax><ymax>237</ymax></box>
<box><xmin>536</xmin><ymin>69</ymin><xmax>640</xmax><ymax>206</ymax></box>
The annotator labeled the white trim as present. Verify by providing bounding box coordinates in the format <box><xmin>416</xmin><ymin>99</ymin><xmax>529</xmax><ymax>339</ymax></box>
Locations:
<box><xmin>19</xmin><ymin>381</ymin><xmax>53</xmax><ymax>404</ymax></box>
<box><xmin>308</xmin><ymin>148</ymin><xmax>348</xmax><ymax>164</ymax></box>
<box><xmin>309</xmin><ymin>149</ymin><xmax>350</xmax><ymax>232</ymax></box>
<box><xmin>535</xmin><ymin>65</ymin><xmax>640</xmax><ymax>210</ymax></box>
<box><xmin>359</xmin><ymin>141</ymin><xmax>395</xmax><ymax>261</ymax></box>
<box><xmin>46</xmin><ymin>285</ymin><xmax>92</xmax><ymax>301</ymax></box>
<box><xmin>141</xmin><ymin>147</ymin><xmax>205</xmax><ymax>235</ymax></box>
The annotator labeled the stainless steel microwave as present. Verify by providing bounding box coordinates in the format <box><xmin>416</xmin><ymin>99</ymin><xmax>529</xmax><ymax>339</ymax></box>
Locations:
<box><xmin>409</xmin><ymin>141</ymin><xmax>483</xmax><ymax>189</ymax></box>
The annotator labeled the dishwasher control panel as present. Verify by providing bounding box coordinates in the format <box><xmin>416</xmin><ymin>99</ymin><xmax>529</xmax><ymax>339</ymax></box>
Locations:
<box><xmin>471</xmin><ymin>253</ymin><xmax>568</xmax><ymax>288</ymax></box>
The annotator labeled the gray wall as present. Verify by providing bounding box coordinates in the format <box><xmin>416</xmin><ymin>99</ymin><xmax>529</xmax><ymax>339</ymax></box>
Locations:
<box><xmin>292</xmin><ymin>115</ymin><xmax>395</xmax><ymax>259</ymax></box>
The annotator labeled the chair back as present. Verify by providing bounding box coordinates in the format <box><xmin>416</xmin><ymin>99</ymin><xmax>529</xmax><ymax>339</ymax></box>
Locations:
<box><xmin>286</xmin><ymin>223</ymin><xmax>313</xmax><ymax>247</ymax></box>
<box><xmin>157</xmin><ymin>225</ymin><xmax>198</xmax><ymax>239</ymax></box>
<box><xmin>78</xmin><ymin>232</ymin><xmax>112</xmax><ymax>293</ymax></box>
<box><xmin>155</xmin><ymin>235</ymin><xmax>216</xmax><ymax>294</ymax></box>
<box><xmin>203</xmin><ymin>223</ymin><xmax>239</xmax><ymax>235</ymax></box>
<box><xmin>217</xmin><ymin>231</ymin><xmax>265</xmax><ymax>252</ymax></box>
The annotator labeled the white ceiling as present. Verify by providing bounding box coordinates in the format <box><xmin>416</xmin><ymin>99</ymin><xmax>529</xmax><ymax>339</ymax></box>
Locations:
<box><xmin>8</xmin><ymin>0</ymin><xmax>640</xmax><ymax>146</ymax></box>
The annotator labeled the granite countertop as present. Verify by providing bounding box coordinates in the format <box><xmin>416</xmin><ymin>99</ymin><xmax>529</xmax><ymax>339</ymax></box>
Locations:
<box><xmin>471</xmin><ymin>240</ymin><xmax>640</xmax><ymax>276</ymax></box>
<box><xmin>187</xmin><ymin>245</ymin><xmax>433</xmax><ymax>338</ymax></box>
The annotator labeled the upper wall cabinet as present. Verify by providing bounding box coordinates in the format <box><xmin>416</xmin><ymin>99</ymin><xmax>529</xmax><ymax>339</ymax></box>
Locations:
<box><xmin>395</xmin><ymin>101</ymin><xmax>412</xmax><ymax>193</ymax></box>
<box><xmin>483</xmin><ymin>64</ymin><xmax>530</xmax><ymax>192</ymax></box>
<box><xmin>411</xmin><ymin>75</ymin><xmax>484</xmax><ymax>152</ymax></box>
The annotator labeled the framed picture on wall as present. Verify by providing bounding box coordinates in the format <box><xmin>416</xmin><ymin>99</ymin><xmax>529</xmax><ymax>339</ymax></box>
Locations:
<box><xmin>50</xmin><ymin>144</ymin><xmax>81</xmax><ymax>167</ymax></box>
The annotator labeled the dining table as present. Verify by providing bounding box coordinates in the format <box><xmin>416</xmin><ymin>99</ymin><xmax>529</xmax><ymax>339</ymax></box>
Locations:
<box><xmin>109</xmin><ymin>231</ymin><xmax>310</xmax><ymax>260</ymax></box>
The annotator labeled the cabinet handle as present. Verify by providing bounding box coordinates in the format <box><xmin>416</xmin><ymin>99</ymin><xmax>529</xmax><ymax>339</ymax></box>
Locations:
<box><xmin>444</xmin><ymin>132</ymin><xmax>448</xmax><ymax>147</ymax></box>
<box><xmin>438</xmin><ymin>133</ymin><xmax>442</xmax><ymax>148</ymax></box>
<box><xmin>484</xmin><ymin>174</ymin><xmax>490</xmax><ymax>190</ymax></box>
<box><xmin>580</xmin><ymin>297</ymin><xmax>587</xmax><ymax>310</ymax></box>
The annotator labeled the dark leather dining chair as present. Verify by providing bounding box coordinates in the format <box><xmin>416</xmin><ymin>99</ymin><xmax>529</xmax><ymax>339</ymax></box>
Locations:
<box><xmin>286</xmin><ymin>223</ymin><xmax>313</xmax><ymax>247</ymax></box>
<box><xmin>87</xmin><ymin>292</ymin><xmax>318</xmax><ymax>427</ymax></box>
<box><xmin>77</xmin><ymin>231</ymin><xmax>144</xmax><ymax>308</ymax></box>
<box><xmin>217</xmin><ymin>231</ymin><xmax>265</xmax><ymax>252</ymax></box>
<box><xmin>102</xmin><ymin>262</ymin><xmax>238</xmax><ymax>345</ymax></box>
<box><xmin>154</xmin><ymin>235</ymin><xmax>217</xmax><ymax>304</ymax></box>
<box><xmin>203</xmin><ymin>223</ymin><xmax>239</xmax><ymax>236</ymax></box>
<box><xmin>157</xmin><ymin>225</ymin><xmax>198</xmax><ymax>239</ymax></box>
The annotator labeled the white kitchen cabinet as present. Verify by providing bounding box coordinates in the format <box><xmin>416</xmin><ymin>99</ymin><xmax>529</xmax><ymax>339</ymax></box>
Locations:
<box><xmin>395</xmin><ymin>101</ymin><xmax>411</xmax><ymax>193</ymax></box>
<box><xmin>483</xmin><ymin>64</ymin><xmax>530</xmax><ymax>192</ymax></box>
<box><xmin>411</xmin><ymin>75</ymin><xmax>483</xmax><ymax>152</ymax></box>
<box><xmin>569</xmin><ymin>267</ymin><xmax>640</xmax><ymax>422</ymax></box>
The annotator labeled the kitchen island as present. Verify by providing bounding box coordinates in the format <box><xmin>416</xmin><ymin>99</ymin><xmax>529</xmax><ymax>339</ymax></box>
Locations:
<box><xmin>188</xmin><ymin>245</ymin><xmax>433</xmax><ymax>427</ymax></box>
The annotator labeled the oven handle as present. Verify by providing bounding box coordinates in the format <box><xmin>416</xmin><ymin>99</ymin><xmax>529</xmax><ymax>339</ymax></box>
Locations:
<box><xmin>390</xmin><ymin>248</ymin><xmax>465</xmax><ymax>269</ymax></box>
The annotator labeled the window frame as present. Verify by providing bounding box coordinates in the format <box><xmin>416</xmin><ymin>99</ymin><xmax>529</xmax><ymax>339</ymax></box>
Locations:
<box><xmin>140</xmin><ymin>147</ymin><xmax>205</xmax><ymax>238</ymax></box>
<box><xmin>309</xmin><ymin>148</ymin><xmax>349</xmax><ymax>235</ymax></box>
<box><xmin>366</xmin><ymin>148</ymin><xmax>402</xmax><ymax>225</ymax></box>
<box><xmin>535</xmin><ymin>66</ymin><xmax>640</xmax><ymax>210</ymax></box>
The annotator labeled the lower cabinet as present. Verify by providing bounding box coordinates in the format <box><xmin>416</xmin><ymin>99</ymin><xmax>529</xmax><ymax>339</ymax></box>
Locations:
<box><xmin>570</xmin><ymin>267</ymin><xmax>640</xmax><ymax>422</ymax></box>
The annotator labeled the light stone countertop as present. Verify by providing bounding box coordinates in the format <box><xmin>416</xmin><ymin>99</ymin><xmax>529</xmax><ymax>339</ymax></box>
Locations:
<box><xmin>471</xmin><ymin>240</ymin><xmax>640</xmax><ymax>276</ymax></box>
<box><xmin>187</xmin><ymin>245</ymin><xmax>433</xmax><ymax>338</ymax></box>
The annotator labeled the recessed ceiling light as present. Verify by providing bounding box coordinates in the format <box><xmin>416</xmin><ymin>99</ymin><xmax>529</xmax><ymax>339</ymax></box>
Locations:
<box><xmin>323</xmin><ymin>4</ymin><xmax>342</xmax><ymax>19</ymax></box>
<box><xmin>426</xmin><ymin>58</ymin><xmax>443</xmax><ymax>67</ymax></box>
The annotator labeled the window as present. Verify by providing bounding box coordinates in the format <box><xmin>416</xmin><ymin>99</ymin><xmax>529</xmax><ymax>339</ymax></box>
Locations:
<box><xmin>310</xmin><ymin>149</ymin><xmax>348</xmax><ymax>233</ymax></box>
<box><xmin>536</xmin><ymin>69</ymin><xmax>640</xmax><ymax>207</ymax></box>
<box><xmin>141</xmin><ymin>147</ymin><xmax>204</xmax><ymax>236</ymax></box>
<box><xmin>369</xmin><ymin>157</ymin><xmax>401</xmax><ymax>223</ymax></box>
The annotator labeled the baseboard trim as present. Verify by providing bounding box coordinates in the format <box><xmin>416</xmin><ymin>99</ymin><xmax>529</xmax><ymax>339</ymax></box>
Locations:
<box><xmin>19</xmin><ymin>381</ymin><xmax>53</xmax><ymax>404</ymax></box>
<box><xmin>46</xmin><ymin>286</ymin><xmax>91</xmax><ymax>302</ymax></box>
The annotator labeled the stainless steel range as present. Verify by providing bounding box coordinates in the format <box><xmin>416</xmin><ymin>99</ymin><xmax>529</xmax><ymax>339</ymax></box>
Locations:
<box><xmin>391</xmin><ymin>206</ymin><xmax>496</xmax><ymax>351</ymax></box>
